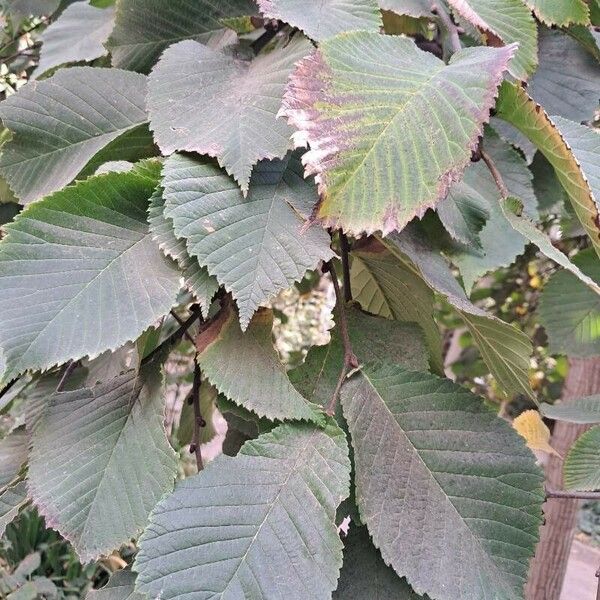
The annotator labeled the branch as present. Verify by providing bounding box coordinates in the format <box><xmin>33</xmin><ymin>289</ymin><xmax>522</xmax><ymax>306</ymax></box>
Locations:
<box><xmin>324</xmin><ymin>261</ymin><xmax>358</xmax><ymax>416</ymax></box>
<box><xmin>56</xmin><ymin>360</ymin><xmax>77</xmax><ymax>392</ymax></box>
<box><xmin>481</xmin><ymin>148</ymin><xmax>510</xmax><ymax>200</ymax></box>
<box><xmin>431</xmin><ymin>4</ymin><xmax>461</xmax><ymax>56</ymax></box>
<box><xmin>169</xmin><ymin>310</ymin><xmax>195</xmax><ymax>344</ymax></box>
<box><xmin>189</xmin><ymin>361</ymin><xmax>204</xmax><ymax>472</ymax></box>
<box><xmin>545</xmin><ymin>487</ymin><xmax>600</xmax><ymax>500</ymax></box>
<box><xmin>141</xmin><ymin>308</ymin><xmax>202</xmax><ymax>365</ymax></box>
<box><xmin>339</xmin><ymin>232</ymin><xmax>352</xmax><ymax>303</ymax></box>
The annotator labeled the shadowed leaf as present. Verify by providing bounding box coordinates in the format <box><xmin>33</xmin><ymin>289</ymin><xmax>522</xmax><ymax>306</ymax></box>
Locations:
<box><xmin>86</xmin><ymin>570</ymin><xmax>143</xmax><ymax>600</ymax></box>
<box><xmin>0</xmin><ymin>481</ymin><xmax>28</xmax><ymax>538</ymax></box>
<box><xmin>541</xmin><ymin>396</ymin><xmax>600</xmax><ymax>424</ymax></box>
<box><xmin>134</xmin><ymin>422</ymin><xmax>351</xmax><ymax>600</ymax></box>
<box><xmin>342</xmin><ymin>361</ymin><xmax>544</xmax><ymax>600</ymax></box>
<box><xmin>564</xmin><ymin>426</ymin><xmax>600</xmax><ymax>490</ymax></box>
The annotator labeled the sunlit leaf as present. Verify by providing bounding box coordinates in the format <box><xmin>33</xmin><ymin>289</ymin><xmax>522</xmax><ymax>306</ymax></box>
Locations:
<box><xmin>512</xmin><ymin>409</ymin><xmax>559</xmax><ymax>456</ymax></box>
<box><xmin>525</xmin><ymin>0</ymin><xmax>589</xmax><ymax>26</ymax></box>
<box><xmin>282</xmin><ymin>32</ymin><xmax>515</xmax><ymax>235</ymax></box>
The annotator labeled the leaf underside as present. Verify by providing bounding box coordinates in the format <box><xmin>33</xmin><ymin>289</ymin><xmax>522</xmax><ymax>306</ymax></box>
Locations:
<box><xmin>541</xmin><ymin>395</ymin><xmax>600</xmax><ymax>424</ymax></box>
<box><xmin>134</xmin><ymin>422</ymin><xmax>351</xmax><ymax>600</ymax></box>
<box><xmin>342</xmin><ymin>361</ymin><xmax>544</xmax><ymax>600</ymax></box>
<box><xmin>564</xmin><ymin>426</ymin><xmax>600</xmax><ymax>491</ymax></box>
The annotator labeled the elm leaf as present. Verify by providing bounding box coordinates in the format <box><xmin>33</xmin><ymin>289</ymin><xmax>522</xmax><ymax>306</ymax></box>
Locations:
<box><xmin>148</xmin><ymin>36</ymin><xmax>312</xmax><ymax>193</ymax></box>
<box><xmin>162</xmin><ymin>152</ymin><xmax>334</xmax><ymax>329</ymax></box>
<box><xmin>0</xmin><ymin>164</ymin><xmax>181</xmax><ymax>383</ymax></box>
<box><xmin>0</xmin><ymin>68</ymin><xmax>148</xmax><ymax>204</ymax></box>
<box><xmin>28</xmin><ymin>361</ymin><xmax>178</xmax><ymax>562</ymax></box>
<box><xmin>0</xmin><ymin>481</ymin><xmax>28</xmax><ymax>538</ymax></box>
<box><xmin>86</xmin><ymin>570</ymin><xmax>143</xmax><ymax>600</ymax></box>
<box><xmin>134</xmin><ymin>422</ymin><xmax>351</xmax><ymax>600</ymax></box>
<box><xmin>564</xmin><ymin>426</ymin><xmax>600</xmax><ymax>491</ymax></box>
<box><xmin>541</xmin><ymin>396</ymin><xmax>600</xmax><ymax>424</ymax></box>
<box><xmin>525</xmin><ymin>0</ymin><xmax>589</xmax><ymax>26</ymax></box>
<box><xmin>257</xmin><ymin>0</ymin><xmax>382</xmax><ymax>41</ymax></box>
<box><xmin>282</xmin><ymin>32</ymin><xmax>515</xmax><ymax>235</ymax></box>
<box><xmin>342</xmin><ymin>361</ymin><xmax>544</xmax><ymax>600</ymax></box>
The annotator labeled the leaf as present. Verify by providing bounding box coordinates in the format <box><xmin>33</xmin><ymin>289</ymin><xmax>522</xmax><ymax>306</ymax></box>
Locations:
<box><xmin>162</xmin><ymin>152</ymin><xmax>334</xmax><ymax>329</ymax></box>
<box><xmin>86</xmin><ymin>570</ymin><xmax>143</xmax><ymax>600</ymax></box>
<box><xmin>342</xmin><ymin>361</ymin><xmax>544</xmax><ymax>600</ymax></box>
<box><xmin>147</xmin><ymin>188</ymin><xmax>218</xmax><ymax>317</ymax></box>
<box><xmin>531</xmin><ymin>151</ymin><xmax>570</xmax><ymax>214</ymax></box>
<box><xmin>134</xmin><ymin>422</ymin><xmax>351</xmax><ymax>600</ymax></box>
<box><xmin>350</xmin><ymin>243</ymin><xmax>443</xmax><ymax>373</ymax></box>
<box><xmin>564</xmin><ymin>426</ymin><xmax>600</xmax><ymax>490</ymax></box>
<box><xmin>437</xmin><ymin>187</ymin><xmax>489</xmax><ymax>249</ymax></box>
<box><xmin>383</xmin><ymin>230</ymin><xmax>535</xmax><ymax>399</ymax></box>
<box><xmin>528</xmin><ymin>28</ymin><xmax>600</xmax><ymax>123</ymax></box>
<box><xmin>378</xmin><ymin>0</ymin><xmax>434</xmax><ymax>18</ymax></box>
<box><xmin>34</xmin><ymin>2</ymin><xmax>115</xmax><ymax>77</ymax></box>
<box><xmin>335</xmin><ymin>524</ymin><xmax>427</xmax><ymax>599</ymax></box>
<box><xmin>525</xmin><ymin>0</ymin><xmax>589</xmax><ymax>26</ymax></box>
<box><xmin>541</xmin><ymin>396</ymin><xmax>600</xmax><ymax>423</ymax></box>
<box><xmin>196</xmin><ymin>303</ymin><xmax>322</xmax><ymax>423</ymax></box>
<box><xmin>281</xmin><ymin>32</ymin><xmax>515</xmax><ymax>235</ymax></box>
<box><xmin>495</xmin><ymin>81</ymin><xmax>600</xmax><ymax>259</ymax></box>
<box><xmin>0</xmin><ymin>67</ymin><xmax>148</xmax><ymax>204</ymax></box>
<box><xmin>257</xmin><ymin>0</ymin><xmax>382</xmax><ymax>41</ymax></box>
<box><xmin>0</xmin><ymin>428</ymin><xmax>28</xmax><ymax>492</ymax></box>
<box><xmin>447</xmin><ymin>0</ymin><xmax>538</xmax><ymax>80</ymax></box>
<box><xmin>538</xmin><ymin>249</ymin><xmax>600</xmax><ymax>357</ymax></box>
<box><xmin>149</xmin><ymin>37</ymin><xmax>312</xmax><ymax>193</ymax></box>
<box><xmin>4</xmin><ymin>0</ymin><xmax>60</xmax><ymax>19</ymax></box>
<box><xmin>28</xmin><ymin>360</ymin><xmax>178</xmax><ymax>562</ymax></box>
<box><xmin>290</xmin><ymin>306</ymin><xmax>429</xmax><ymax>405</ymax></box>
<box><xmin>175</xmin><ymin>381</ymin><xmax>219</xmax><ymax>447</ymax></box>
<box><xmin>106</xmin><ymin>0</ymin><xmax>257</xmax><ymax>73</ymax></box>
<box><xmin>512</xmin><ymin>409</ymin><xmax>559</xmax><ymax>456</ymax></box>
<box><xmin>501</xmin><ymin>196</ymin><xmax>600</xmax><ymax>296</ymax></box>
<box><xmin>0</xmin><ymin>481</ymin><xmax>28</xmax><ymax>538</ymax></box>
<box><xmin>0</xmin><ymin>164</ymin><xmax>181</xmax><ymax>385</ymax></box>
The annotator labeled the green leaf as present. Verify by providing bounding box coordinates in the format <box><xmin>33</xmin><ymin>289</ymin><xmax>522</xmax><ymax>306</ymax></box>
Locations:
<box><xmin>0</xmin><ymin>164</ymin><xmax>181</xmax><ymax>384</ymax></box>
<box><xmin>196</xmin><ymin>303</ymin><xmax>323</xmax><ymax>423</ymax></box>
<box><xmin>175</xmin><ymin>381</ymin><xmax>219</xmax><ymax>447</ymax></box>
<box><xmin>496</xmin><ymin>81</ymin><xmax>600</xmax><ymax>259</ymax></box>
<box><xmin>28</xmin><ymin>361</ymin><xmax>178</xmax><ymax>562</ymax></box>
<box><xmin>437</xmin><ymin>186</ymin><xmax>489</xmax><ymax>249</ymax></box>
<box><xmin>0</xmin><ymin>428</ymin><xmax>28</xmax><ymax>492</ymax></box>
<box><xmin>281</xmin><ymin>32</ymin><xmax>515</xmax><ymax>235</ymax></box>
<box><xmin>86</xmin><ymin>570</ymin><xmax>143</xmax><ymax>600</ymax></box>
<box><xmin>538</xmin><ymin>249</ymin><xmax>600</xmax><ymax>357</ymax></box>
<box><xmin>147</xmin><ymin>188</ymin><xmax>218</xmax><ymax>317</ymax></box>
<box><xmin>541</xmin><ymin>395</ymin><xmax>600</xmax><ymax>423</ymax></box>
<box><xmin>565</xmin><ymin>24</ymin><xmax>600</xmax><ymax>61</ymax></box>
<box><xmin>257</xmin><ymin>0</ymin><xmax>382</xmax><ymax>41</ymax></box>
<box><xmin>447</xmin><ymin>127</ymin><xmax>538</xmax><ymax>290</ymax></box>
<box><xmin>529</xmin><ymin>28</ymin><xmax>600</xmax><ymax>122</ymax></box>
<box><xmin>0</xmin><ymin>67</ymin><xmax>148</xmax><ymax>204</ymax></box>
<box><xmin>525</xmin><ymin>0</ymin><xmax>589</xmax><ymax>26</ymax></box>
<box><xmin>290</xmin><ymin>306</ymin><xmax>428</xmax><ymax>405</ymax></box>
<box><xmin>447</xmin><ymin>0</ymin><xmax>538</xmax><ymax>80</ymax></box>
<box><xmin>34</xmin><ymin>2</ymin><xmax>115</xmax><ymax>77</ymax></box>
<box><xmin>134</xmin><ymin>422</ymin><xmax>351</xmax><ymax>600</ymax></box>
<box><xmin>531</xmin><ymin>151</ymin><xmax>570</xmax><ymax>213</ymax></box>
<box><xmin>383</xmin><ymin>229</ymin><xmax>535</xmax><ymax>399</ymax></box>
<box><xmin>162</xmin><ymin>152</ymin><xmax>334</xmax><ymax>329</ymax></box>
<box><xmin>148</xmin><ymin>36</ymin><xmax>312</xmax><ymax>193</ymax></box>
<box><xmin>0</xmin><ymin>481</ymin><xmax>28</xmax><ymax>538</ymax></box>
<box><xmin>564</xmin><ymin>426</ymin><xmax>600</xmax><ymax>490</ymax></box>
<box><xmin>335</xmin><ymin>524</ymin><xmax>427</xmax><ymax>599</ymax></box>
<box><xmin>106</xmin><ymin>0</ymin><xmax>257</xmax><ymax>73</ymax></box>
<box><xmin>342</xmin><ymin>361</ymin><xmax>544</xmax><ymax>600</ymax></box>
<box><xmin>501</xmin><ymin>196</ymin><xmax>600</xmax><ymax>296</ymax></box>
<box><xmin>378</xmin><ymin>0</ymin><xmax>434</xmax><ymax>18</ymax></box>
<box><xmin>350</xmin><ymin>242</ymin><xmax>443</xmax><ymax>373</ymax></box>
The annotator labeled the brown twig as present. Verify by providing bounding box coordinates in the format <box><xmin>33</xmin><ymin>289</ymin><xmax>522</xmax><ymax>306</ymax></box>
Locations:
<box><xmin>481</xmin><ymin>149</ymin><xmax>510</xmax><ymax>199</ymax></box>
<box><xmin>324</xmin><ymin>261</ymin><xmax>358</xmax><ymax>416</ymax></box>
<box><xmin>339</xmin><ymin>232</ymin><xmax>352</xmax><ymax>303</ymax></box>
<box><xmin>169</xmin><ymin>310</ymin><xmax>195</xmax><ymax>344</ymax></box>
<box><xmin>431</xmin><ymin>4</ymin><xmax>461</xmax><ymax>56</ymax></box>
<box><xmin>545</xmin><ymin>487</ymin><xmax>600</xmax><ymax>500</ymax></box>
<box><xmin>56</xmin><ymin>360</ymin><xmax>77</xmax><ymax>393</ymax></box>
<box><xmin>189</xmin><ymin>361</ymin><xmax>204</xmax><ymax>472</ymax></box>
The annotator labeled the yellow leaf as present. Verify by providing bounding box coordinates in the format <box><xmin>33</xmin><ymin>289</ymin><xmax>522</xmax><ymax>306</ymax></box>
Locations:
<box><xmin>513</xmin><ymin>410</ymin><xmax>560</xmax><ymax>456</ymax></box>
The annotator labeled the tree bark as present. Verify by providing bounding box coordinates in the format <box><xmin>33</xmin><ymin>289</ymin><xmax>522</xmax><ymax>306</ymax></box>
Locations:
<box><xmin>526</xmin><ymin>357</ymin><xmax>600</xmax><ymax>600</ymax></box>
